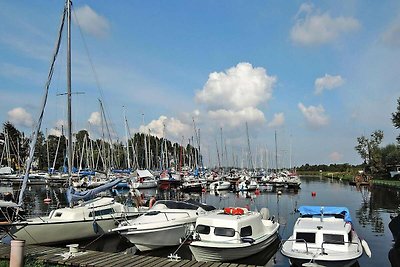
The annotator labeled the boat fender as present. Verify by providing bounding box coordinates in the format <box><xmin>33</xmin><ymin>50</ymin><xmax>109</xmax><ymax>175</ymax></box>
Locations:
<box><xmin>361</xmin><ymin>239</ymin><xmax>372</xmax><ymax>258</ymax></box>
<box><xmin>241</xmin><ymin>237</ymin><xmax>255</xmax><ymax>244</ymax></box>
<box><xmin>149</xmin><ymin>197</ymin><xmax>156</xmax><ymax>208</ymax></box>
<box><xmin>93</xmin><ymin>221</ymin><xmax>99</xmax><ymax>234</ymax></box>
<box><xmin>260</xmin><ymin>208</ymin><xmax>270</xmax><ymax>220</ymax></box>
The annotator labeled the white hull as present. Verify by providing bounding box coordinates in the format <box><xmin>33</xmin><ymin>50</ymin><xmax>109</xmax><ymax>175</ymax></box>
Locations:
<box><xmin>124</xmin><ymin>223</ymin><xmax>192</xmax><ymax>251</ymax></box>
<box><xmin>132</xmin><ymin>181</ymin><xmax>157</xmax><ymax>189</ymax></box>
<box><xmin>3</xmin><ymin>197</ymin><xmax>142</xmax><ymax>245</ymax></box>
<box><xmin>7</xmin><ymin>217</ymin><xmax>122</xmax><ymax>245</ymax></box>
<box><xmin>281</xmin><ymin>238</ymin><xmax>362</xmax><ymax>267</ymax></box>
<box><xmin>190</xmin><ymin>232</ymin><xmax>278</xmax><ymax>262</ymax></box>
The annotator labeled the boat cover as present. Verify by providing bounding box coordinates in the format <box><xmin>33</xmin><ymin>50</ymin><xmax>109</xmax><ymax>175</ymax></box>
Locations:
<box><xmin>67</xmin><ymin>178</ymin><xmax>121</xmax><ymax>204</ymax></box>
<box><xmin>298</xmin><ymin>206</ymin><xmax>352</xmax><ymax>223</ymax></box>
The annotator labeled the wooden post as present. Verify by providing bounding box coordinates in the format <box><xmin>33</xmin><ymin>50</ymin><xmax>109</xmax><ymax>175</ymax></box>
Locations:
<box><xmin>10</xmin><ymin>240</ymin><xmax>25</xmax><ymax>267</ymax></box>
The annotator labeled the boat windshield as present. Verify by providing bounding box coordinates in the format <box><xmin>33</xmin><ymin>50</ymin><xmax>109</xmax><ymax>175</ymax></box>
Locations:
<box><xmin>154</xmin><ymin>200</ymin><xmax>215</xmax><ymax>211</ymax></box>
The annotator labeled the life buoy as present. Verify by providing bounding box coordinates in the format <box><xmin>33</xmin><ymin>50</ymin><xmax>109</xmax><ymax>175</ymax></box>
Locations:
<box><xmin>224</xmin><ymin>207</ymin><xmax>245</xmax><ymax>215</ymax></box>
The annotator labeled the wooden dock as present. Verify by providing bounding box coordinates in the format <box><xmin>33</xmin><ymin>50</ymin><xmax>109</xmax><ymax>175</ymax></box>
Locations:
<box><xmin>0</xmin><ymin>244</ymin><xmax>260</xmax><ymax>267</ymax></box>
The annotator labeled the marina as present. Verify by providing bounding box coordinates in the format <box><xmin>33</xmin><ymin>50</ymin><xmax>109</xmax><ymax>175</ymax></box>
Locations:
<box><xmin>0</xmin><ymin>1</ymin><xmax>400</xmax><ymax>267</ymax></box>
<box><xmin>0</xmin><ymin>175</ymin><xmax>398</xmax><ymax>266</ymax></box>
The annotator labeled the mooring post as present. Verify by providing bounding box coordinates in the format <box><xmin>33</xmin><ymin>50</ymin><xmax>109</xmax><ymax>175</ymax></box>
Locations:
<box><xmin>10</xmin><ymin>240</ymin><xmax>25</xmax><ymax>267</ymax></box>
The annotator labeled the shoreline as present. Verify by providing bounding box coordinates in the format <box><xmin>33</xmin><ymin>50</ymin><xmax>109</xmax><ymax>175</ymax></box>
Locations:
<box><xmin>298</xmin><ymin>172</ymin><xmax>400</xmax><ymax>189</ymax></box>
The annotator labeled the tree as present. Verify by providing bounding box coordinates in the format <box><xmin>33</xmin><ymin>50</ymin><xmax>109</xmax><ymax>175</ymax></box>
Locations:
<box><xmin>380</xmin><ymin>143</ymin><xmax>400</xmax><ymax>167</ymax></box>
<box><xmin>392</xmin><ymin>97</ymin><xmax>400</xmax><ymax>143</ymax></box>
<box><xmin>355</xmin><ymin>130</ymin><xmax>384</xmax><ymax>173</ymax></box>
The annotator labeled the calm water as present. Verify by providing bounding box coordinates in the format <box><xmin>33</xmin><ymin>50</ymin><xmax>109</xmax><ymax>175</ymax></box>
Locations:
<box><xmin>6</xmin><ymin>176</ymin><xmax>400</xmax><ymax>266</ymax></box>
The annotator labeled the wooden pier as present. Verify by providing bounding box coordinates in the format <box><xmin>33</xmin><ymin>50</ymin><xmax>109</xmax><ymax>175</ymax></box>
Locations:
<box><xmin>0</xmin><ymin>243</ymin><xmax>260</xmax><ymax>267</ymax></box>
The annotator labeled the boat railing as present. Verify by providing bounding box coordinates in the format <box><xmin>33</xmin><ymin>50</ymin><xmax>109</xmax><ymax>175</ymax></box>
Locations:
<box><xmin>281</xmin><ymin>238</ymin><xmax>310</xmax><ymax>253</ymax></box>
<box><xmin>144</xmin><ymin>210</ymin><xmax>191</xmax><ymax>221</ymax></box>
<box><xmin>320</xmin><ymin>240</ymin><xmax>361</xmax><ymax>254</ymax></box>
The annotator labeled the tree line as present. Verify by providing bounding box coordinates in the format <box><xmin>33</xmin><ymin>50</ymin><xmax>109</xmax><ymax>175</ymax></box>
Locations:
<box><xmin>0</xmin><ymin>122</ymin><xmax>201</xmax><ymax>173</ymax></box>
<box><xmin>353</xmin><ymin>97</ymin><xmax>400</xmax><ymax>177</ymax></box>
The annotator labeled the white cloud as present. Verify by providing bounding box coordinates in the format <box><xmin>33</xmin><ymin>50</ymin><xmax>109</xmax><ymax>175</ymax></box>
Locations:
<box><xmin>268</xmin><ymin>112</ymin><xmax>285</xmax><ymax>128</ymax></box>
<box><xmin>329</xmin><ymin>151</ymin><xmax>343</xmax><ymax>162</ymax></box>
<box><xmin>48</xmin><ymin>120</ymin><xmax>66</xmax><ymax>137</ymax></box>
<box><xmin>208</xmin><ymin>107</ymin><xmax>265</xmax><ymax>128</ymax></box>
<box><xmin>382</xmin><ymin>16</ymin><xmax>400</xmax><ymax>47</ymax></box>
<box><xmin>314</xmin><ymin>74</ymin><xmax>344</xmax><ymax>94</ymax></box>
<box><xmin>195</xmin><ymin>62</ymin><xmax>276</xmax><ymax>129</ymax></box>
<box><xmin>291</xmin><ymin>4</ymin><xmax>360</xmax><ymax>46</ymax></box>
<box><xmin>88</xmin><ymin>112</ymin><xmax>101</xmax><ymax>126</ymax></box>
<box><xmin>7</xmin><ymin>107</ymin><xmax>33</xmax><ymax>128</ymax></box>
<box><xmin>48</xmin><ymin>128</ymin><xmax>62</xmax><ymax>137</ymax></box>
<box><xmin>298</xmin><ymin>102</ymin><xmax>329</xmax><ymax>128</ymax></box>
<box><xmin>73</xmin><ymin>5</ymin><xmax>110</xmax><ymax>38</ymax></box>
<box><xmin>139</xmin><ymin>116</ymin><xmax>192</xmax><ymax>142</ymax></box>
<box><xmin>195</xmin><ymin>62</ymin><xmax>276</xmax><ymax>110</ymax></box>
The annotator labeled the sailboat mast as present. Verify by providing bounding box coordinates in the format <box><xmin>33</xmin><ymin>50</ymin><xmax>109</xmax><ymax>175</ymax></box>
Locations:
<box><xmin>67</xmin><ymin>0</ymin><xmax>73</xmax><ymax>185</ymax></box>
<box><xmin>275</xmin><ymin>130</ymin><xmax>278</xmax><ymax>173</ymax></box>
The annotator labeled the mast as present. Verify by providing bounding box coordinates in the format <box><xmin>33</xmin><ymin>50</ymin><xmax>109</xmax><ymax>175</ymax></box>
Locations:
<box><xmin>123</xmin><ymin>108</ymin><xmax>131</xmax><ymax>170</ymax></box>
<box><xmin>245</xmin><ymin>122</ymin><xmax>253</xmax><ymax>170</ymax></box>
<box><xmin>275</xmin><ymin>130</ymin><xmax>278</xmax><ymax>173</ymax></box>
<box><xmin>142</xmin><ymin>113</ymin><xmax>148</xmax><ymax>169</ymax></box>
<box><xmin>67</xmin><ymin>0</ymin><xmax>73</xmax><ymax>185</ymax></box>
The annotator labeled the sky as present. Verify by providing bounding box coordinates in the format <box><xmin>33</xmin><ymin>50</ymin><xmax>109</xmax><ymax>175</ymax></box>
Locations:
<box><xmin>0</xmin><ymin>0</ymin><xmax>399</xmax><ymax>168</ymax></box>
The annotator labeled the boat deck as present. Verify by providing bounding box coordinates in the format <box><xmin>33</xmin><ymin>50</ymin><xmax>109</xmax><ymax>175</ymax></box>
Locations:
<box><xmin>0</xmin><ymin>243</ymin><xmax>258</xmax><ymax>267</ymax></box>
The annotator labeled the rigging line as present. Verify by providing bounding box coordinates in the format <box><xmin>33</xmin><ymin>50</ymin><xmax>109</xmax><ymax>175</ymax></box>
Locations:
<box><xmin>17</xmin><ymin>4</ymin><xmax>67</xmax><ymax>208</ymax></box>
<box><xmin>71</xmin><ymin>7</ymin><xmax>119</xmax><ymax>140</ymax></box>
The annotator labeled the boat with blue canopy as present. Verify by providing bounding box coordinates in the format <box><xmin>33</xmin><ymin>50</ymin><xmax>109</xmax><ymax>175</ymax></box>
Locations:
<box><xmin>281</xmin><ymin>205</ymin><xmax>371</xmax><ymax>267</ymax></box>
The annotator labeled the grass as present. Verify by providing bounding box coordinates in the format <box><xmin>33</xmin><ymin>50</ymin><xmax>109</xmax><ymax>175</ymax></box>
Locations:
<box><xmin>298</xmin><ymin>171</ymin><xmax>400</xmax><ymax>188</ymax></box>
<box><xmin>0</xmin><ymin>257</ymin><xmax>64</xmax><ymax>267</ymax></box>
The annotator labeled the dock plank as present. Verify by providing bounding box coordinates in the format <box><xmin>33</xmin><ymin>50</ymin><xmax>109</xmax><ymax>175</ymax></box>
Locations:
<box><xmin>0</xmin><ymin>244</ymin><xmax>261</xmax><ymax>267</ymax></box>
<box><xmin>69</xmin><ymin>252</ymin><xmax>112</xmax><ymax>267</ymax></box>
<box><xmin>86</xmin><ymin>253</ymin><xmax>125</xmax><ymax>267</ymax></box>
<box><xmin>98</xmin><ymin>254</ymin><xmax>136</xmax><ymax>267</ymax></box>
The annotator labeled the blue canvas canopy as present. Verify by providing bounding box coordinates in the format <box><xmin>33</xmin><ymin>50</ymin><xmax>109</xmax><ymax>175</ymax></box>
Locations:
<box><xmin>298</xmin><ymin>206</ymin><xmax>352</xmax><ymax>223</ymax></box>
<box><xmin>67</xmin><ymin>178</ymin><xmax>121</xmax><ymax>204</ymax></box>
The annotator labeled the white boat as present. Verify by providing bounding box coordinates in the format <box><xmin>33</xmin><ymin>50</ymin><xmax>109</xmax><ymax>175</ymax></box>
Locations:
<box><xmin>238</xmin><ymin>179</ymin><xmax>259</xmax><ymax>191</ymax></box>
<box><xmin>189</xmin><ymin>207</ymin><xmax>279</xmax><ymax>262</ymax></box>
<box><xmin>281</xmin><ymin>206</ymin><xmax>371</xmax><ymax>267</ymax></box>
<box><xmin>113</xmin><ymin>199</ymin><xmax>216</xmax><ymax>251</ymax></box>
<box><xmin>2</xmin><ymin>196</ymin><xmax>143</xmax><ymax>245</ymax></box>
<box><xmin>131</xmin><ymin>169</ymin><xmax>157</xmax><ymax>189</ymax></box>
<box><xmin>209</xmin><ymin>180</ymin><xmax>231</xmax><ymax>191</ymax></box>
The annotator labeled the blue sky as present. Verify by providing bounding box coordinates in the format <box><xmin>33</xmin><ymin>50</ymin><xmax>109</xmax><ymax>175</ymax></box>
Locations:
<box><xmin>0</xmin><ymin>0</ymin><xmax>399</xmax><ymax>167</ymax></box>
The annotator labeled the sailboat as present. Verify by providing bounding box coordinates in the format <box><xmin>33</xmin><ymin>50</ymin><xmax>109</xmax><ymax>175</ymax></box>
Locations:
<box><xmin>1</xmin><ymin>0</ymin><xmax>144</xmax><ymax>245</ymax></box>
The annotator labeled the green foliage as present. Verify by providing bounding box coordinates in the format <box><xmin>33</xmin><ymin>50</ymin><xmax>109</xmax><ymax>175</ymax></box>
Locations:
<box><xmin>380</xmin><ymin>143</ymin><xmax>400</xmax><ymax>167</ymax></box>
<box><xmin>354</xmin><ymin>130</ymin><xmax>384</xmax><ymax>173</ymax></box>
<box><xmin>392</xmin><ymin>97</ymin><xmax>400</xmax><ymax>143</ymax></box>
<box><xmin>0</xmin><ymin>122</ymin><xmax>199</xmax><ymax>172</ymax></box>
<box><xmin>296</xmin><ymin>163</ymin><xmax>360</xmax><ymax>173</ymax></box>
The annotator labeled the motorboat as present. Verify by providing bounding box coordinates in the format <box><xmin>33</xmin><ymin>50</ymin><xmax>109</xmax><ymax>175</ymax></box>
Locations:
<box><xmin>209</xmin><ymin>180</ymin><xmax>231</xmax><ymax>191</ymax></box>
<box><xmin>238</xmin><ymin>179</ymin><xmax>259</xmax><ymax>191</ymax></box>
<box><xmin>113</xmin><ymin>199</ymin><xmax>216</xmax><ymax>251</ymax></box>
<box><xmin>130</xmin><ymin>169</ymin><xmax>157</xmax><ymax>189</ymax></box>
<box><xmin>281</xmin><ymin>206</ymin><xmax>371</xmax><ymax>267</ymax></box>
<box><xmin>189</xmin><ymin>207</ymin><xmax>279</xmax><ymax>262</ymax></box>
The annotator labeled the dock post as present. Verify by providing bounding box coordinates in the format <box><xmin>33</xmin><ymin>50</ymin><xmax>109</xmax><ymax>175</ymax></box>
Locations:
<box><xmin>10</xmin><ymin>240</ymin><xmax>25</xmax><ymax>267</ymax></box>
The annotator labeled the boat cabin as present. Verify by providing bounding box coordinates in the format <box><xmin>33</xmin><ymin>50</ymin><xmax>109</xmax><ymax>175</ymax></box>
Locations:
<box><xmin>292</xmin><ymin>206</ymin><xmax>357</xmax><ymax>253</ymax></box>
<box><xmin>194</xmin><ymin>208</ymin><xmax>266</xmax><ymax>243</ymax></box>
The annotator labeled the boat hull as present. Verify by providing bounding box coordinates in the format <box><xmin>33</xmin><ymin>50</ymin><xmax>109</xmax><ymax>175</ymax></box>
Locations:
<box><xmin>4</xmin><ymin>216</ymin><xmax>131</xmax><ymax>245</ymax></box>
<box><xmin>122</xmin><ymin>223</ymin><xmax>192</xmax><ymax>251</ymax></box>
<box><xmin>189</xmin><ymin>232</ymin><xmax>278</xmax><ymax>262</ymax></box>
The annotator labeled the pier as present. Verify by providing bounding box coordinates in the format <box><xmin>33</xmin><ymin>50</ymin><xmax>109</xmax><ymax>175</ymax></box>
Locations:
<box><xmin>0</xmin><ymin>243</ymin><xmax>259</xmax><ymax>267</ymax></box>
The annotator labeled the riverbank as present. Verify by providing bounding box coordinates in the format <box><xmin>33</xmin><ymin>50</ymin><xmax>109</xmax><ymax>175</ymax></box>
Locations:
<box><xmin>298</xmin><ymin>171</ymin><xmax>400</xmax><ymax>188</ymax></box>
